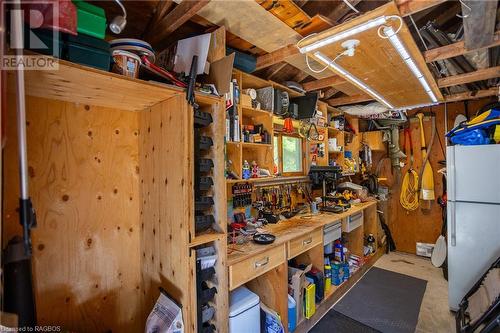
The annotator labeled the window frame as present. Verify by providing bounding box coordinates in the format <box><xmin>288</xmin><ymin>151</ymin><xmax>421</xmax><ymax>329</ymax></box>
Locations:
<box><xmin>274</xmin><ymin>133</ymin><xmax>305</xmax><ymax>177</ymax></box>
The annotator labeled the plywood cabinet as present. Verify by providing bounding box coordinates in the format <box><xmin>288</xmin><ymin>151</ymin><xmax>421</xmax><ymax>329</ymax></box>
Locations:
<box><xmin>3</xmin><ymin>59</ymin><xmax>228</xmax><ymax>333</ymax></box>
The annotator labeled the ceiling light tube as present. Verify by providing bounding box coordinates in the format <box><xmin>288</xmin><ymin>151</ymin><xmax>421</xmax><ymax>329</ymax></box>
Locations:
<box><xmin>383</xmin><ymin>26</ymin><xmax>438</xmax><ymax>103</ymax></box>
<box><xmin>314</xmin><ymin>52</ymin><xmax>394</xmax><ymax>109</ymax></box>
<box><xmin>299</xmin><ymin>16</ymin><xmax>387</xmax><ymax>54</ymax></box>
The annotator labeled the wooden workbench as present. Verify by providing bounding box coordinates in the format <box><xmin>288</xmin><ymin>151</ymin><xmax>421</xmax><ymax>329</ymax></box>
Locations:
<box><xmin>228</xmin><ymin>200</ymin><xmax>377</xmax><ymax>265</ymax></box>
<box><xmin>226</xmin><ymin>200</ymin><xmax>380</xmax><ymax>332</ymax></box>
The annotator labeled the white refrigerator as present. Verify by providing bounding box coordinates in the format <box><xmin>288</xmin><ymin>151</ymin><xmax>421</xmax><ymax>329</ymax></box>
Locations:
<box><xmin>447</xmin><ymin>144</ymin><xmax>500</xmax><ymax>310</ymax></box>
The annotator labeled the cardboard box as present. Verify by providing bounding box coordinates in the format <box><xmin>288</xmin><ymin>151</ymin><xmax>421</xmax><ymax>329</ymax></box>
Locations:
<box><xmin>288</xmin><ymin>264</ymin><xmax>312</xmax><ymax>323</ymax></box>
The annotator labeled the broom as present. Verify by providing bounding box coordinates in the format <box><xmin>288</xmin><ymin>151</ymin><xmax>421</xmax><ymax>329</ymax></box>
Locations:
<box><xmin>416</xmin><ymin>113</ymin><xmax>435</xmax><ymax>202</ymax></box>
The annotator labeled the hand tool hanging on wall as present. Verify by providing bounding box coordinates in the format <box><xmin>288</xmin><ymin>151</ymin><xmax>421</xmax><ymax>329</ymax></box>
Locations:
<box><xmin>417</xmin><ymin>113</ymin><xmax>435</xmax><ymax>204</ymax></box>
<box><xmin>3</xmin><ymin>1</ymin><xmax>37</xmax><ymax>326</ymax></box>
<box><xmin>400</xmin><ymin>127</ymin><xmax>419</xmax><ymax>212</ymax></box>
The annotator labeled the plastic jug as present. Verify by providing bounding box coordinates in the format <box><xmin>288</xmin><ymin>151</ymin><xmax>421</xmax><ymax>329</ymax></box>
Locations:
<box><xmin>288</xmin><ymin>294</ymin><xmax>297</xmax><ymax>332</ymax></box>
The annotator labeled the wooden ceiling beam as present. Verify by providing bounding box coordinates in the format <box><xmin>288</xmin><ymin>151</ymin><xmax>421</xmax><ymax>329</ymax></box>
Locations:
<box><xmin>302</xmin><ymin>75</ymin><xmax>347</xmax><ymax>91</ymax></box>
<box><xmin>254</xmin><ymin>0</ymin><xmax>446</xmax><ymax>71</ymax></box>
<box><xmin>326</xmin><ymin>94</ymin><xmax>373</xmax><ymax>106</ymax></box>
<box><xmin>395</xmin><ymin>0</ymin><xmax>448</xmax><ymax>17</ymax></box>
<box><xmin>444</xmin><ymin>87</ymin><xmax>499</xmax><ymax>103</ymax></box>
<box><xmin>146</xmin><ymin>0</ymin><xmax>210</xmax><ymax>47</ymax></box>
<box><xmin>255</xmin><ymin>45</ymin><xmax>300</xmax><ymax>71</ymax></box>
<box><xmin>424</xmin><ymin>30</ymin><xmax>500</xmax><ymax>63</ymax></box>
<box><xmin>438</xmin><ymin>66</ymin><xmax>500</xmax><ymax>88</ymax></box>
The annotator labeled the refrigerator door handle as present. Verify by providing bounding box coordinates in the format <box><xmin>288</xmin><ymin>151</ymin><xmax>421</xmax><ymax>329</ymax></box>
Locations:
<box><xmin>448</xmin><ymin>147</ymin><xmax>456</xmax><ymax>201</ymax></box>
<box><xmin>450</xmin><ymin>201</ymin><xmax>456</xmax><ymax>247</ymax></box>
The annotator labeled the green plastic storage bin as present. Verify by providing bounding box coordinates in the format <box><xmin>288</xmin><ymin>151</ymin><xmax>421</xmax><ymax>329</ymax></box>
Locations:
<box><xmin>73</xmin><ymin>0</ymin><xmax>106</xmax><ymax>39</ymax></box>
<box><xmin>63</xmin><ymin>33</ymin><xmax>110</xmax><ymax>71</ymax></box>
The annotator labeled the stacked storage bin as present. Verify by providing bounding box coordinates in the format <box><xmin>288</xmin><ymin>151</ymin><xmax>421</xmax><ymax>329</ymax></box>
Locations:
<box><xmin>194</xmin><ymin>104</ymin><xmax>217</xmax><ymax>333</ymax></box>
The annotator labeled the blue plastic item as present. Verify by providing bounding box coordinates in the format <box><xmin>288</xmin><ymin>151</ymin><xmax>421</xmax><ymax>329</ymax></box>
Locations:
<box><xmin>446</xmin><ymin>108</ymin><xmax>500</xmax><ymax>145</ymax></box>
<box><xmin>332</xmin><ymin>263</ymin><xmax>342</xmax><ymax>286</ymax></box>
<box><xmin>227</xmin><ymin>47</ymin><xmax>257</xmax><ymax>73</ymax></box>
<box><xmin>287</xmin><ymin>294</ymin><xmax>296</xmax><ymax>332</ymax></box>
<box><xmin>342</xmin><ymin>262</ymin><xmax>350</xmax><ymax>281</ymax></box>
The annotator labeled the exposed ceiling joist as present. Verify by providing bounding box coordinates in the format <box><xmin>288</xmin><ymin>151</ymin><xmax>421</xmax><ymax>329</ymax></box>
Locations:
<box><xmin>444</xmin><ymin>87</ymin><xmax>499</xmax><ymax>103</ymax></box>
<box><xmin>438</xmin><ymin>66</ymin><xmax>500</xmax><ymax>88</ymax></box>
<box><xmin>254</xmin><ymin>0</ymin><xmax>446</xmax><ymax>70</ymax></box>
<box><xmin>327</xmin><ymin>94</ymin><xmax>373</xmax><ymax>106</ymax></box>
<box><xmin>146</xmin><ymin>0</ymin><xmax>210</xmax><ymax>47</ymax></box>
<box><xmin>255</xmin><ymin>45</ymin><xmax>300</xmax><ymax>71</ymax></box>
<box><xmin>302</xmin><ymin>75</ymin><xmax>346</xmax><ymax>91</ymax></box>
<box><xmin>323</xmin><ymin>87</ymin><xmax>339</xmax><ymax>99</ymax></box>
<box><xmin>145</xmin><ymin>0</ymin><xmax>175</xmax><ymax>34</ymax></box>
<box><xmin>424</xmin><ymin>30</ymin><xmax>500</xmax><ymax>63</ymax></box>
<box><xmin>395</xmin><ymin>0</ymin><xmax>447</xmax><ymax>17</ymax></box>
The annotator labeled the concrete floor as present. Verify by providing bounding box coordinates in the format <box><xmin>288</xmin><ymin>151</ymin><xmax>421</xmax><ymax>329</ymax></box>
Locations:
<box><xmin>374</xmin><ymin>252</ymin><xmax>455</xmax><ymax>333</ymax></box>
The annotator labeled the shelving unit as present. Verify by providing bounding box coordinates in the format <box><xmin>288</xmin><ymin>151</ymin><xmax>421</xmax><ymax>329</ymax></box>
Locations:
<box><xmin>225</xmin><ymin>70</ymin><xmax>276</xmax><ymax>183</ymax></box>
<box><xmin>3</xmin><ymin>58</ymin><xmax>228</xmax><ymax>333</ymax></box>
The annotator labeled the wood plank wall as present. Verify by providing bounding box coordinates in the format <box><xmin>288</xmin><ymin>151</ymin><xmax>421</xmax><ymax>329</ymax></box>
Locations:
<box><xmin>374</xmin><ymin>97</ymin><xmax>496</xmax><ymax>254</ymax></box>
<box><xmin>2</xmin><ymin>96</ymin><xmax>143</xmax><ymax>332</ymax></box>
<box><xmin>138</xmin><ymin>96</ymin><xmax>196</xmax><ymax>332</ymax></box>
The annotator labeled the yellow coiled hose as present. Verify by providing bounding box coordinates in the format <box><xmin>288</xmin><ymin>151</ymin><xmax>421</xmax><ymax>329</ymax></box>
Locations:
<box><xmin>400</xmin><ymin>168</ymin><xmax>419</xmax><ymax>211</ymax></box>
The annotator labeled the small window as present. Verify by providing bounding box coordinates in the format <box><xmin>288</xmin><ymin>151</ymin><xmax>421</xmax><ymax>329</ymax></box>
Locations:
<box><xmin>282</xmin><ymin>136</ymin><xmax>302</xmax><ymax>173</ymax></box>
<box><xmin>274</xmin><ymin>134</ymin><xmax>303</xmax><ymax>175</ymax></box>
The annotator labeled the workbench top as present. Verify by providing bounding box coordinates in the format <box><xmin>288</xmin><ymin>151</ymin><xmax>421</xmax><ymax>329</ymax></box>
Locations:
<box><xmin>227</xmin><ymin>200</ymin><xmax>377</xmax><ymax>266</ymax></box>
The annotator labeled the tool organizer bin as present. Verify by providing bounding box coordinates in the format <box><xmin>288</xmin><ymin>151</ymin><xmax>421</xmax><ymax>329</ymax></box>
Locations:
<box><xmin>190</xmin><ymin>98</ymin><xmax>228</xmax><ymax>332</ymax></box>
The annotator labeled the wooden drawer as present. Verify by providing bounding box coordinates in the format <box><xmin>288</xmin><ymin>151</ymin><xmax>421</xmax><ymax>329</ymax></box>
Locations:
<box><xmin>287</xmin><ymin>229</ymin><xmax>323</xmax><ymax>259</ymax></box>
<box><xmin>229</xmin><ymin>244</ymin><xmax>286</xmax><ymax>290</ymax></box>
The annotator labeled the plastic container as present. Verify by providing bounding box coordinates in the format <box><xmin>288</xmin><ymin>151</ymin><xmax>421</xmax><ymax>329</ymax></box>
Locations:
<box><xmin>111</xmin><ymin>50</ymin><xmax>141</xmax><ymax>78</ymax></box>
<box><xmin>342</xmin><ymin>262</ymin><xmax>350</xmax><ymax>281</ymax></box>
<box><xmin>64</xmin><ymin>33</ymin><xmax>110</xmax><ymax>70</ymax></box>
<box><xmin>332</xmin><ymin>263</ymin><xmax>342</xmax><ymax>286</ymax></box>
<box><xmin>73</xmin><ymin>0</ymin><xmax>106</xmax><ymax>39</ymax></box>
<box><xmin>324</xmin><ymin>242</ymin><xmax>333</xmax><ymax>255</ymax></box>
<box><xmin>24</xmin><ymin>28</ymin><xmax>63</xmax><ymax>58</ymax></box>
<box><xmin>288</xmin><ymin>294</ymin><xmax>297</xmax><ymax>332</ymax></box>
<box><xmin>229</xmin><ymin>287</ymin><xmax>260</xmax><ymax>333</ymax></box>
<box><xmin>334</xmin><ymin>240</ymin><xmax>344</xmax><ymax>262</ymax></box>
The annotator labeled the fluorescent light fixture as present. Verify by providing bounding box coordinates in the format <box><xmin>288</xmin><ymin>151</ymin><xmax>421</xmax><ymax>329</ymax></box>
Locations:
<box><xmin>299</xmin><ymin>16</ymin><xmax>387</xmax><ymax>53</ymax></box>
<box><xmin>383</xmin><ymin>26</ymin><xmax>438</xmax><ymax>103</ymax></box>
<box><xmin>314</xmin><ymin>52</ymin><xmax>394</xmax><ymax>109</ymax></box>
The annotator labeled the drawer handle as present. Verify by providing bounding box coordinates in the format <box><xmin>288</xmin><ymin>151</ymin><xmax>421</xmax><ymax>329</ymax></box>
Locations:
<box><xmin>254</xmin><ymin>257</ymin><xmax>269</xmax><ymax>268</ymax></box>
<box><xmin>303</xmin><ymin>237</ymin><xmax>312</xmax><ymax>246</ymax></box>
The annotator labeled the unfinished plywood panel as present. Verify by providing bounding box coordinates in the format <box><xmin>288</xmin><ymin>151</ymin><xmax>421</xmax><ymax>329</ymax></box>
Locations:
<box><xmin>197</xmin><ymin>0</ymin><xmax>362</xmax><ymax>97</ymax></box>
<box><xmin>302</xmin><ymin>2</ymin><xmax>443</xmax><ymax>107</ymax></box>
<box><xmin>7</xmin><ymin>58</ymin><xmax>180</xmax><ymax>112</ymax></box>
<box><xmin>374</xmin><ymin>97</ymin><xmax>496</xmax><ymax>254</ymax></box>
<box><xmin>2</xmin><ymin>96</ymin><xmax>142</xmax><ymax>332</ymax></box>
<box><xmin>139</xmin><ymin>96</ymin><xmax>196</xmax><ymax>330</ymax></box>
<box><xmin>197</xmin><ymin>0</ymin><xmax>300</xmax><ymax>53</ymax></box>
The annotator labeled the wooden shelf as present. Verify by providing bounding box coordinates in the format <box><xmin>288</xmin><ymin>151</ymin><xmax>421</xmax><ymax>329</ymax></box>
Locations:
<box><xmin>241</xmin><ymin>142</ymin><xmax>272</xmax><ymax>148</ymax></box>
<box><xmin>7</xmin><ymin>57</ymin><xmax>183</xmax><ymax>111</ymax></box>
<box><xmin>241</xmin><ymin>106</ymin><xmax>273</xmax><ymax>117</ymax></box>
<box><xmin>8</xmin><ymin>56</ymin><xmax>223</xmax><ymax>112</ymax></box>
<box><xmin>190</xmin><ymin>230</ymin><xmax>225</xmax><ymax>248</ymax></box>
<box><xmin>226</xmin><ymin>177</ymin><xmax>274</xmax><ymax>184</ymax></box>
<box><xmin>226</xmin><ymin>141</ymin><xmax>272</xmax><ymax>148</ymax></box>
<box><xmin>226</xmin><ymin>175</ymin><xmax>309</xmax><ymax>185</ymax></box>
